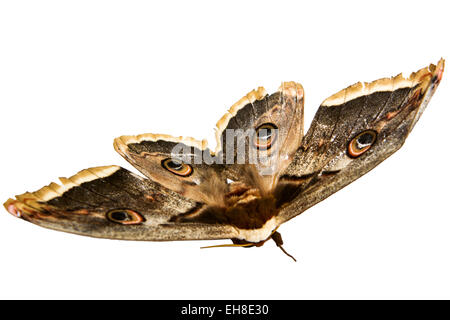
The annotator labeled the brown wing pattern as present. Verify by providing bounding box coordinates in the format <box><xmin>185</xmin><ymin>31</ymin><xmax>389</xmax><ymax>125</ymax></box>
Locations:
<box><xmin>113</xmin><ymin>134</ymin><xmax>228</xmax><ymax>205</ymax></box>
<box><xmin>215</xmin><ymin>82</ymin><xmax>304</xmax><ymax>192</ymax></box>
<box><xmin>3</xmin><ymin>60</ymin><xmax>444</xmax><ymax>245</ymax></box>
<box><xmin>4</xmin><ymin>165</ymin><xmax>238</xmax><ymax>240</ymax></box>
<box><xmin>276</xmin><ymin>59</ymin><xmax>444</xmax><ymax>223</ymax></box>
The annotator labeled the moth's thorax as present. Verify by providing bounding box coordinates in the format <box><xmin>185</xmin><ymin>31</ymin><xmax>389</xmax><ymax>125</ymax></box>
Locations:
<box><xmin>222</xmin><ymin>190</ymin><xmax>280</xmax><ymax>242</ymax></box>
<box><xmin>223</xmin><ymin>184</ymin><xmax>278</xmax><ymax>225</ymax></box>
<box><xmin>224</xmin><ymin>182</ymin><xmax>262</xmax><ymax>206</ymax></box>
<box><xmin>172</xmin><ymin>183</ymin><xmax>280</xmax><ymax>242</ymax></box>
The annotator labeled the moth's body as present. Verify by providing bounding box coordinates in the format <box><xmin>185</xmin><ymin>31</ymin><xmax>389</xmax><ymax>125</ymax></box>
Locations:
<box><xmin>4</xmin><ymin>60</ymin><xmax>445</xmax><ymax>260</ymax></box>
<box><xmin>174</xmin><ymin>185</ymin><xmax>280</xmax><ymax>243</ymax></box>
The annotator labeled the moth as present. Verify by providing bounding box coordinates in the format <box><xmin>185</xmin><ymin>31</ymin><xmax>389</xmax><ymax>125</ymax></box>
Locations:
<box><xmin>4</xmin><ymin>60</ymin><xmax>444</xmax><ymax>261</ymax></box>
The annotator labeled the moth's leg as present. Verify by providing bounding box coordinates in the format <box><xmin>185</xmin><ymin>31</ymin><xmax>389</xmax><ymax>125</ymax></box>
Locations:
<box><xmin>271</xmin><ymin>231</ymin><xmax>297</xmax><ymax>262</ymax></box>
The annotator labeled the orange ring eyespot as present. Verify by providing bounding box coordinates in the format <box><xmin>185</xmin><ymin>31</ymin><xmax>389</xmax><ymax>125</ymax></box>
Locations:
<box><xmin>348</xmin><ymin>130</ymin><xmax>377</xmax><ymax>158</ymax></box>
<box><xmin>161</xmin><ymin>158</ymin><xmax>193</xmax><ymax>177</ymax></box>
<box><xmin>253</xmin><ymin>123</ymin><xmax>278</xmax><ymax>150</ymax></box>
<box><xmin>106</xmin><ymin>209</ymin><xmax>145</xmax><ymax>225</ymax></box>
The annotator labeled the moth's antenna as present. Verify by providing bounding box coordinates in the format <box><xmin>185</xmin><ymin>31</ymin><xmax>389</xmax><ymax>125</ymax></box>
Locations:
<box><xmin>271</xmin><ymin>231</ymin><xmax>297</xmax><ymax>262</ymax></box>
<box><xmin>200</xmin><ymin>242</ymin><xmax>254</xmax><ymax>249</ymax></box>
<box><xmin>200</xmin><ymin>227</ymin><xmax>297</xmax><ymax>262</ymax></box>
<box><xmin>201</xmin><ymin>227</ymin><xmax>281</xmax><ymax>250</ymax></box>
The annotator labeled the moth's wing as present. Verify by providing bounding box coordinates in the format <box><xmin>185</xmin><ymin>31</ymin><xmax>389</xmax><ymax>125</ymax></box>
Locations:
<box><xmin>114</xmin><ymin>84</ymin><xmax>304</xmax><ymax>200</ymax></box>
<box><xmin>114</xmin><ymin>134</ymin><xmax>228</xmax><ymax>205</ymax></box>
<box><xmin>277</xmin><ymin>59</ymin><xmax>444</xmax><ymax>223</ymax></box>
<box><xmin>215</xmin><ymin>82</ymin><xmax>304</xmax><ymax>192</ymax></box>
<box><xmin>4</xmin><ymin>166</ymin><xmax>238</xmax><ymax>240</ymax></box>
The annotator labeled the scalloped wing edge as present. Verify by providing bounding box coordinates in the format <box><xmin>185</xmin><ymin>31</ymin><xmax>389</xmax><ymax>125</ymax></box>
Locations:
<box><xmin>214</xmin><ymin>86</ymin><xmax>268</xmax><ymax>153</ymax></box>
<box><xmin>4</xmin><ymin>165</ymin><xmax>121</xmax><ymax>217</ymax></box>
<box><xmin>322</xmin><ymin>58</ymin><xmax>445</xmax><ymax>107</ymax></box>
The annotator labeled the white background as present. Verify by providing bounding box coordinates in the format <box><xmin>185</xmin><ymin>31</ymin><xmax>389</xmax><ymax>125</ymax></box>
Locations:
<box><xmin>0</xmin><ymin>1</ymin><xmax>449</xmax><ymax>299</ymax></box>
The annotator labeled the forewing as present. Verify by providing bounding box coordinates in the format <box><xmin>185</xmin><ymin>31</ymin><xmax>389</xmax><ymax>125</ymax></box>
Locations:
<box><xmin>4</xmin><ymin>165</ymin><xmax>238</xmax><ymax>240</ymax></box>
<box><xmin>277</xmin><ymin>59</ymin><xmax>444</xmax><ymax>222</ymax></box>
